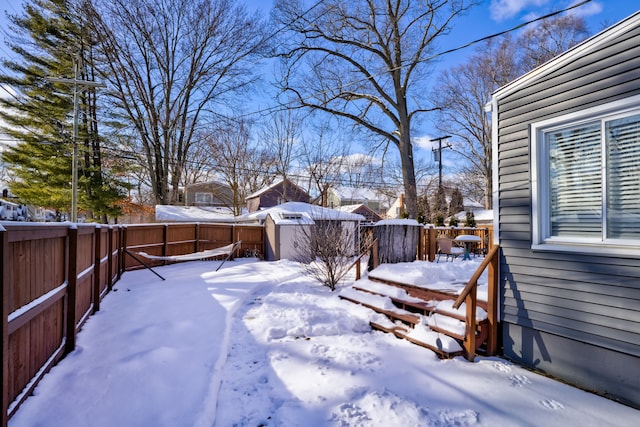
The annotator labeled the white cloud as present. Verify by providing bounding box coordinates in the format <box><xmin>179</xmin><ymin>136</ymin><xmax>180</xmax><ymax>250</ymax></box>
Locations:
<box><xmin>489</xmin><ymin>0</ymin><xmax>550</xmax><ymax>21</ymax></box>
<box><xmin>413</xmin><ymin>135</ymin><xmax>453</xmax><ymax>151</ymax></box>
<box><xmin>568</xmin><ymin>0</ymin><xmax>603</xmax><ymax>18</ymax></box>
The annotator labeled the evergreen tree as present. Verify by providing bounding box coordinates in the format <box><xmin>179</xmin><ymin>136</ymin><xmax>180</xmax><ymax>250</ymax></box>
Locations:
<box><xmin>448</xmin><ymin>187</ymin><xmax>465</xmax><ymax>217</ymax></box>
<box><xmin>417</xmin><ymin>193</ymin><xmax>431</xmax><ymax>224</ymax></box>
<box><xmin>465</xmin><ymin>211</ymin><xmax>477</xmax><ymax>227</ymax></box>
<box><xmin>0</xmin><ymin>0</ymin><xmax>126</xmax><ymax>222</ymax></box>
<box><xmin>432</xmin><ymin>186</ymin><xmax>447</xmax><ymax>226</ymax></box>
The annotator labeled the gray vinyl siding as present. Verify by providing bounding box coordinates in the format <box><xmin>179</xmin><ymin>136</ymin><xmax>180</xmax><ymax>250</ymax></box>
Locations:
<box><xmin>494</xmin><ymin>14</ymin><xmax>640</xmax><ymax>406</ymax></box>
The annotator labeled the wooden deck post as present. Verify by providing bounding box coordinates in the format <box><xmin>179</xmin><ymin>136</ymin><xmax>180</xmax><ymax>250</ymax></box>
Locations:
<box><xmin>1</xmin><ymin>225</ymin><xmax>9</xmax><ymax>427</ymax></box>
<box><xmin>65</xmin><ymin>226</ymin><xmax>78</xmax><ymax>354</ymax></box>
<box><xmin>464</xmin><ymin>290</ymin><xmax>478</xmax><ymax>361</ymax></box>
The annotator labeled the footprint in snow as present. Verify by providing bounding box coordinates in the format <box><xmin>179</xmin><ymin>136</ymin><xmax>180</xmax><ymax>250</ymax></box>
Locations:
<box><xmin>540</xmin><ymin>399</ymin><xmax>564</xmax><ymax>410</ymax></box>
<box><xmin>509</xmin><ymin>374</ymin><xmax>532</xmax><ymax>388</ymax></box>
<box><xmin>491</xmin><ymin>361</ymin><xmax>512</xmax><ymax>373</ymax></box>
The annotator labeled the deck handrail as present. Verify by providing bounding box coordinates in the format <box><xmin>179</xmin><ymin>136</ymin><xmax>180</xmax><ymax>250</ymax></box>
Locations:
<box><xmin>452</xmin><ymin>245</ymin><xmax>500</xmax><ymax>361</ymax></box>
<box><xmin>350</xmin><ymin>238</ymin><xmax>379</xmax><ymax>280</ymax></box>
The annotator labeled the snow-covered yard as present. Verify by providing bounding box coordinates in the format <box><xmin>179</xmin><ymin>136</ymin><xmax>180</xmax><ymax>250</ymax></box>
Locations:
<box><xmin>8</xmin><ymin>258</ymin><xmax>638</xmax><ymax>426</ymax></box>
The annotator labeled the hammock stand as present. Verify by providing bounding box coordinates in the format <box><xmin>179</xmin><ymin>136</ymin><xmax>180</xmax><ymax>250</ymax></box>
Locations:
<box><xmin>125</xmin><ymin>241</ymin><xmax>242</xmax><ymax>280</ymax></box>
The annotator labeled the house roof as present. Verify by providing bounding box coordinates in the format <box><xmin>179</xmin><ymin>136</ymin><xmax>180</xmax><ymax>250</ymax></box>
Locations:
<box><xmin>155</xmin><ymin>205</ymin><xmax>235</xmax><ymax>222</ymax></box>
<box><xmin>493</xmin><ymin>11</ymin><xmax>640</xmax><ymax>101</ymax></box>
<box><xmin>329</xmin><ymin>186</ymin><xmax>384</xmax><ymax>202</ymax></box>
<box><xmin>184</xmin><ymin>180</ymin><xmax>230</xmax><ymax>189</ymax></box>
<box><xmin>245</xmin><ymin>178</ymin><xmax>309</xmax><ymax>200</ymax></box>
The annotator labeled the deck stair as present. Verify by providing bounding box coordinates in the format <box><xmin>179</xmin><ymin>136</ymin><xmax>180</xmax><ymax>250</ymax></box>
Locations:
<box><xmin>340</xmin><ymin>277</ymin><xmax>490</xmax><ymax>359</ymax></box>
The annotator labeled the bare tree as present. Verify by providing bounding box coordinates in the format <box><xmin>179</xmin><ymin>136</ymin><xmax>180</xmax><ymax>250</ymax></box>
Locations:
<box><xmin>294</xmin><ymin>213</ymin><xmax>360</xmax><ymax>291</ymax></box>
<box><xmin>431</xmin><ymin>37</ymin><xmax>518</xmax><ymax>209</ymax></box>
<box><xmin>299</xmin><ymin>117</ymin><xmax>352</xmax><ymax>203</ymax></box>
<box><xmin>518</xmin><ymin>14</ymin><xmax>589</xmax><ymax>71</ymax></box>
<box><xmin>205</xmin><ymin>119</ymin><xmax>275</xmax><ymax>215</ymax></box>
<box><xmin>84</xmin><ymin>0</ymin><xmax>267</xmax><ymax>204</ymax></box>
<box><xmin>273</xmin><ymin>0</ymin><xmax>477</xmax><ymax>219</ymax></box>
<box><xmin>431</xmin><ymin>15</ymin><xmax>589</xmax><ymax>209</ymax></box>
<box><xmin>259</xmin><ymin>109</ymin><xmax>304</xmax><ymax>195</ymax></box>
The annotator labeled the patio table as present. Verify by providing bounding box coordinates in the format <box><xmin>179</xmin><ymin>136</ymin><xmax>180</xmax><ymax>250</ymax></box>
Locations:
<box><xmin>454</xmin><ymin>234</ymin><xmax>481</xmax><ymax>261</ymax></box>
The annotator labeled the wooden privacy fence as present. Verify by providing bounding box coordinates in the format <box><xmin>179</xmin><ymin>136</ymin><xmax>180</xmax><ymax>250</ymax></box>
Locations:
<box><xmin>1</xmin><ymin>223</ymin><xmax>121</xmax><ymax>426</ymax></box>
<box><xmin>420</xmin><ymin>226</ymin><xmax>493</xmax><ymax>262</ymax></box>
<box><xmin>361</xmin><ymin>224</ymin><xmax>493</xmax><ymax>263</ymax></box>
<box><xmin>1</xmin><ymin>222</ymin><xmax>264</xmax><ymax>426</ymax></box>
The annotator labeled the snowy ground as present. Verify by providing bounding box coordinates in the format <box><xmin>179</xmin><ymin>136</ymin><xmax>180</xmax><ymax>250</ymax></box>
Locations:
<box><xmin>8</xmin><ymin>258</ymin><xmax>638</xmax><ymax>426</ymax></box>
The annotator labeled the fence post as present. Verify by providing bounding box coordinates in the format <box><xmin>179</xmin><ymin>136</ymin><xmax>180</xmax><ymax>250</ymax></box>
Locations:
<box><xmin>1</xmin><ymin>225</ymin><xmax>9</xmax><ymax>427</ymax></box>
<box><xmin>427</xmin><ymin>227</ymin><xmax>436</xmax><ymax>262</ymax></box>
<box><xmin>162</xmin><ymin>224</ymin><xmax>168</xmax><ymax>258</ymax></box>
<box><xmin>93</xmin><ymin>226</ymin><xmax>101</xmax><ymax>313</ymax></box>
<box><xmin>66</xmin><ymin>226</ymin><xmax>78</xmax><ymax>354</ymax></box>
<box><xmin>118</xmin><ymin>226</ymin><xmax>126</xmax><ymax>279</ymax></box>
<box><xmin>107</xmin><ymin>226</ymin><xmax>113</xmax><ymax>292</ymax></box>
<box><xmin>195</xmin><ymin>223</ymin><xmax>200</xmax><ymax>252</ymax></box>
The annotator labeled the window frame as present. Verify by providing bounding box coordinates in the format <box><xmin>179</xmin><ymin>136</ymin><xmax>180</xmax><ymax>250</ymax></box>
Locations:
<box><xmin>531</xmin><ymin>94</ymin><xmax>640</xmax><ymax>256</ymax></box>
<box><xmin>194</xmin><ymin>192</ymin><xmax>213</xmax><ymax>206</ymax></box>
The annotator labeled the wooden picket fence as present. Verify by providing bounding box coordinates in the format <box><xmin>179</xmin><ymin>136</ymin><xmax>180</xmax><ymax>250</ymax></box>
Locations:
<box><xmin>1</xmin><ymin>222</ymin><xmax>264</xmax><ymax>426</ymax></box>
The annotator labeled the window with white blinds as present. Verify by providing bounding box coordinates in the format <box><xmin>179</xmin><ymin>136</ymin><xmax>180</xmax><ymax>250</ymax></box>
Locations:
<box><xmin>606</xmin><ymin>114</ymin><xmax>640</xmax><ymax>240</ymax></box>
<box><xmin>535</xmin><ymin>109</ymin><xmax>640</xmax><ymax>247</ymax></box>
<box><xmin>548</xmin><ymin>122</ymin><xmax>602</xmax><ymax>238</ymax></box>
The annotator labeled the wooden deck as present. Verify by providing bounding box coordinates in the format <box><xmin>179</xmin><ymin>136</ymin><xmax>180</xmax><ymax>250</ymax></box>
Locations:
<box><xmin>341</xmin><ymin>246</ymin><xmax>499</xmax><ymax>361</ymax></box>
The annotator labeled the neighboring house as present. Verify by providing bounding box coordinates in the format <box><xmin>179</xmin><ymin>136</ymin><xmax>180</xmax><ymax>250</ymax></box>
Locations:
<box><xmin>245</xmin><ymin>178</ymin><xmax>310</xmax><ymax>213</ymax></box>
<box><xmin>184</xmin><ymin>181</ymin><xmax>233</xmax><ymax>207</ymax></box>
<box><xmin>336</xmin><ymin>204</ymin><xmax>382</xmax><ymax>224</ymax></box>
<box><xmin>490</xmin><ymin>12</ymin><xmax>640</xmax><ymax>407</ymax></box>
<box><xmin>385</xmin><ymin>194</ymin><xmax>405</xmax><ymax>219</ymax></box>
<box><xmin>326</xmin><ymin>186</ymin><xmax>387</xmax><ymax>214</ymax></box>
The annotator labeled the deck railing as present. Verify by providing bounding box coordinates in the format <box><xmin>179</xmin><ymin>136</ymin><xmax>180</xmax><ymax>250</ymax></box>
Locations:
<box><xmin>452</xmin><ymin>245</ymin><xmax>500</xmax><ymax>361</ymax></box>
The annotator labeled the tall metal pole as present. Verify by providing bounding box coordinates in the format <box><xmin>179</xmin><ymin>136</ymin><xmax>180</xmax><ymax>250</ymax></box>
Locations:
<box><xmin>47</xmin><ymin>56</ymin><xmax>105</xmax><ymax>222</ymax></box>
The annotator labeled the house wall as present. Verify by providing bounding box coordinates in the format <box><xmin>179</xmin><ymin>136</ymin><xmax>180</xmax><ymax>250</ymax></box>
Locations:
<box><xmin>185</xmin><ymin>182</ymin><xmax>233</xmax><ymax>207</ymax></box>
<box><xmin>494</xmin><ymin>18</ymin><xmax>640</xmax><ymax>407</ymax></box>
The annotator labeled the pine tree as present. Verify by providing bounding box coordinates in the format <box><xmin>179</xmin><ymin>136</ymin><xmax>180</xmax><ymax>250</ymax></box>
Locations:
<box><xmin>448</xmin><ymin>187</ymin><xmax>464</xmax><ymax>217</ymax></box>
<box><xmin>0</xmin><ymin>0</ymin><xmax>126</xmax><ymax>222</ymax></box>
<box><xmin>417</xmin><ymin>193</ymin><xmax>431</xmax><ymax>224</ymax></box>
<box><xmin>432</xmin><ymin>186</ymin><xmax>447</xmax><ymax>226</ymax></box>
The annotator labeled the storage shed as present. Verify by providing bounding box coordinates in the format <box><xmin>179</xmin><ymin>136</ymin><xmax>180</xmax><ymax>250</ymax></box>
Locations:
<box><xmin>240</xmin><ymin>202</ymin><xmax>364</xmax><ymax>261</ymax></box>
<box><xmin>490</xmin><ymin>12</ymin><xmax>640</xmax><ymax>407</ymax></box>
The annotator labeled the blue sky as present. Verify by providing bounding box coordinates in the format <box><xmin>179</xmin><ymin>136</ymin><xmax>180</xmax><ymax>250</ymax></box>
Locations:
<box><xmin>1</xmin><ymin>1</ymin><xmax>639</xmax><ymax>161</ymax></box>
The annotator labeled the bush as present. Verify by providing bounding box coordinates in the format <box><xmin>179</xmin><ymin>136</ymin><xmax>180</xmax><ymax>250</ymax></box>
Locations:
<box><xmin>294</xmin><ymin>216</ymin><xmax>359</xmax><ymax>291</ymax></box>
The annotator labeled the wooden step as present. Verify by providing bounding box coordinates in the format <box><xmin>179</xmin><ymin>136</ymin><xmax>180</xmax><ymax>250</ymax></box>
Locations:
<box><xmin>339</xmin><ymin>288</ymin><xmax>420</xmax><ymax>326</ymax></box>
<box><xmin>370</xmin><ymin>320</ymin><xmax>463</xmax><ymax>358</ymax></box>
<box><xmin>366</xmin><ymin>275</ymin><xmax>489</xmax><ymax>312</ymax></box>
<box><xmin>340</xmin><ymin>282</ymin><xmax>491</xmax><ymax>358</ymax></box>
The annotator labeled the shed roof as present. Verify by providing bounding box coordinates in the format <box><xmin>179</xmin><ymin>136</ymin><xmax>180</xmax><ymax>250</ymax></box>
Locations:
<box><xmin>240</xmin><ymin>202</ymin><xmax>365</xmax><ymax>223</ymax></box>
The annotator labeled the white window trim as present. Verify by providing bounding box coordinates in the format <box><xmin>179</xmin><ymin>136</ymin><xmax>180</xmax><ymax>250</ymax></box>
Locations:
<box><xmin>195</xmin><ymin>192</ymin><xmax>213</xmax><ymax>205</ymax></box>
<box><xmin>531</xmin><ymin>94</ymin><xmax>640</xmax><ymax>257</ymax></box>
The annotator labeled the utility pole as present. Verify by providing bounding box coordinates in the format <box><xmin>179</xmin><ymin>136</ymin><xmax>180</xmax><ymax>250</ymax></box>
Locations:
<box><xmin>47</xmin><ymin>55</ymin><xmax>105</xmax><ymax>222</ymax></box>
<box><xmin>431</xmin><ymin>135</ymin><xmax>452</xmax><ymax>189</ymax></box>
